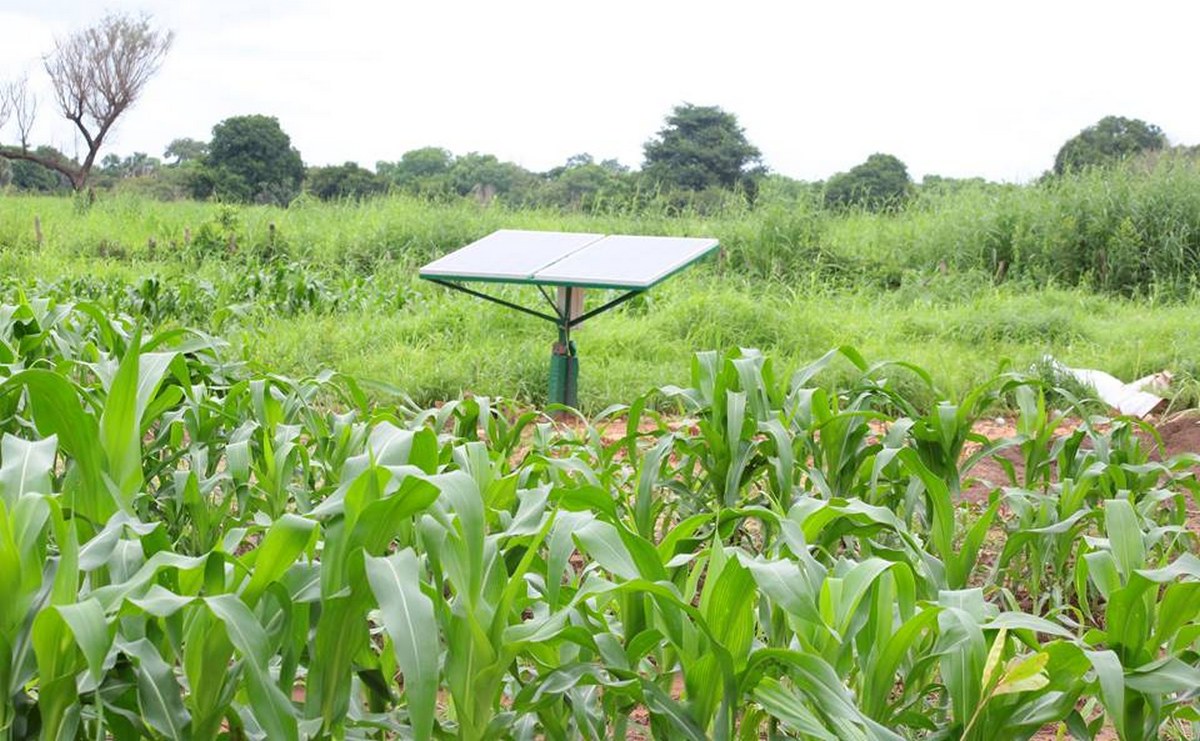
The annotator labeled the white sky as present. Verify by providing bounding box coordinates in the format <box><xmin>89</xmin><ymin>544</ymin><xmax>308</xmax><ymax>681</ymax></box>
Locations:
<box><xmin>2</xmin><ymin>0</ymin><xmax>1197</xmax><ymax>183</ymax></box>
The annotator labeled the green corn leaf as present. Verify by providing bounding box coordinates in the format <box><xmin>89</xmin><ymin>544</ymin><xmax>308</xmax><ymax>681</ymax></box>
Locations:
<box><xmin>1103</xmin><ymin>498</ymin><xmax>1146</xmax><ymax>580</ymax></box>
<box><xmin>861</xmin><ymin>606</ymin><xmax>941</xmax><ymax>720</ymax></box>
<box><xmin>642</xmin><ymin>678</ymin><xmax>707</xmax><ymax>741</ymax></box>
<box><xmin>1153</xmin><ymin>581</ymin><xmax>1200</xmax><ymax>650</ymax></box>
<box><xmin>100</xmin><ymin>332</ymin><xmax>176</xmax><ymax>510</ymax></box>
<box><xmin>365</xmin><ymin>549</ymin><xmax>439</xmax><ymax>740</ymax></box>
<box><xmin>126</xmin><ymin>584</ymin><xmax>196</xmax><ymax>618</ymax></box>
<box><xmin>1084</xmin><ymin>649</ymin><xmax>1126</xmax><ymax>739</ymax></box>
<box><xmin>122</xmin><ymin>637</ymin><xmax>192</xmax><ymax>741</ymax></box>
<box><xmin>31</xmin><ymin>607</ymin><xmax>83</xmax><ymax>740</ymax></box>
<box><xmin>353</xmin><ymin>475</ymin><xmax>441</xmax><ymax>552</ymax></box>
<box><xmin>306</xmin><ymin>589</ymin><xmax>368</xmax><ymax>732</ymax></box>
<box><xmin>240</xmin><ymin>513</ymin><xmax>316</xmax><ymax>608</ymax></box>
<box><xmin>702</xmin><ymin>549</ymin><xmax>756</xmax><ymax>664</ymax></box>
<box><xmin>1124</xmin><ymin>656</ymin><xmax>1200</xmax><ymax>694</ymax></box>
<box><xmin>204</xmin><ymin>594</ymin><xmax>299</xmax><ymax>741</ymax></box>
<box><xmin>574</xmin><ymin>519</ymin><xmax>667</xmax><ymax>583</ymax></box>
<box><xmin>753</xmin><ymin>677</ymin><xmax>839</xmax><ymax>740</ymax></box>
<box><xmin>982</xmin><ymin>612</ymin><xmax>1075</xmax><ymax>639</ymax></box>
<box><xmin>741</xmin><ymin>648</ymin><xmax>903</xmax><ymax>740</ymax></box>
<box><xmin>53</xmin><ymin>600</ymin><xmax>111</xmax><ymax>685</ymax></box>
<box><xmin>745</xmin><ymin>556</ymin><xmax>823</xmax><ymax>625</ymax></box>
<box><xmin>980</xmin><ymin>627</ymin><xmax>1008</xmax><ymax>696</ymax></box>
<box><xmin>0</xmin><ymin>370</ymin><xmax>106</xmax><ymax>519</ymax></box>
<box><xmin>431</xmin><ymin>471</ymin><xmax>485</xmax><ymax>598</ymax></box>
<box><xmin>937</xmin><ymin>591</ymin><xmax>987</xmax><ymax>726</ymax></box>
<box><xmin>0</xmin><ymin>434</ymin><xmax>56</xmax><ymax>506</ymax></box>
<box><xmin>181</xmin><ymin>608</ymin><xmax>234</xmax><ymax>739</ymax></box>
<box><xmin>634</xmin><ymin>435</ymin><xmax>673</xmax><ymax>537</ymax></box>
<box><xmin>993</xmin><ymin>651</ymin><xmax>1049</xmax><ymax>696</ymax></box>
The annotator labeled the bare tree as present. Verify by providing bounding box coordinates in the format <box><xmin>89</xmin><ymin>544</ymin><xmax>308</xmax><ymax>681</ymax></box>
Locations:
<box><xmin>0</xmin><ymin>12</ymin><xmax>173</xmax><ymax>191</ymax></box>
<box><xmin>4</xmin><ymin>75</ymin><xmax>38</xmax><ymax>148</ymax></box>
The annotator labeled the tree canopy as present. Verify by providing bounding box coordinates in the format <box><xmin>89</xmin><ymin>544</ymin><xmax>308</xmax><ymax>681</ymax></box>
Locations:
<box><xmin>203</xmin><ymin>114</ymin><xmax>305</xmax><ymax>204</ymax></box>
<box><xmin>306</xmin><ymin>162</ymin><xmax>386</xmax><ymax>201</ymax></box>
<box><xmin>824</xmin><ymin>153</ymin><xmax>912</xmax><ymax>211</ymax></box>
<box><xmin>1053</xmin><ymin>116</ymin><xmax>1167</xmax><ymax>175</ymax></box>
<box><xmin>164</xmin><ymin>138</ymin><xmax>208</xmax><ymax>165</ymax></box>
<box><xmin>8</xmin><ymin>147</ymin><xmax>73</xmax><ymax>192</ymax></box>
<box><xmin>447</xmin><ymin>153</ymin><xmax>533</xmax><ymax>203</ymax></box>
<box><xmin>642</xmin><ymin>104</ymin><xmax>764</xmax><ymax>195</ymax></box>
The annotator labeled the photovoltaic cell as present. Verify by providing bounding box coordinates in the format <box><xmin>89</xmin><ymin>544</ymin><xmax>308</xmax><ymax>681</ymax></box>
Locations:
<box><xmin>419</xmin><ymin>230</ymin><xmax>718</xmax><ymax>289</ymax></box>
<box><xmin>531</xmin><ymin>235</ymin><xmax>719</xmax><ymax>288</ymax></box>
<box><xmin>418</xmin><ymin>229</ymin><xmax>603</xmax><ymax>282</ymax></box>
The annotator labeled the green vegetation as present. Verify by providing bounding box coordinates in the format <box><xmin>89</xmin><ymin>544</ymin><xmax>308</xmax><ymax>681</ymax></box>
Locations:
<box><xmin>0</xmin><ymin>294</ymin><xmax>1195</xmax><ymax>738</ymax></box>
<box><xmin>5</xmin><ymin>160</ymin><xmax>1200</xmax><ymax>410</ymax></box>
<box><xmin>824</xmin><ymin>153</ymin><xmax>912</xmax><ymax>212</ymax></box>
<box><xmin>198</xmin><ymin>115</ymin><xmax>307</xmax><ymax>205</ymax></box>
<box><xmin>642</xmin><ymin>103</ymin><xmax>765</xmax><ymax>197</ymax></box>
<box><xmin>1054</xmin><ymin>116</ymin><xmax>1168</xmax><ymax>175</ymax></box>
<box><xmin>4</xmin><ymin>12</ymin><xmax>1198</xmax><ymax>740</ymax></box>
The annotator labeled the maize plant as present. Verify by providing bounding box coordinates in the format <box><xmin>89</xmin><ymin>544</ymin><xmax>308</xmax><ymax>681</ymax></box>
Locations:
<box><xmin>0</xmin><ymin>301</ymin><xmax>1196</xmax><ymax>739</ymax></box>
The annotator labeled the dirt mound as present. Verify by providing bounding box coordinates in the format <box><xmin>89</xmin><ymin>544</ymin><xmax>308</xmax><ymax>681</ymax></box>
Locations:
<box><xmin>1152</xmin><ymin>412</ymin><xmax>1200</xmax><ymax>459</ymax></box>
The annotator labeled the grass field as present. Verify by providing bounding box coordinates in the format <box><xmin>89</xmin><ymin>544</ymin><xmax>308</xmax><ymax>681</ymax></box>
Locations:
<box><xmin>4</xmin><ymin>163</ymin><xmax>1200</xmax><ymax>411</ymax></box>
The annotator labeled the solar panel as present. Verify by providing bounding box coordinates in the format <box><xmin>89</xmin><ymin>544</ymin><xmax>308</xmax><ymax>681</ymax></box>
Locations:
<box><xmin>419</xmin><ymin>231</ymin><xmax>718</xmax><ymax>288</ymax></box>
<box><xmin>418</xmin><ymin>229</ymin><xmax>603</xmax><ymax>282</ymax></box>
<box><xmin>418</xmin><ymin>229</ymin><xmax>720</xmax><ymax>409</ymax></box>
<box><xmin>531</xmin><ymin>235</ymin><xmax>719</xmax><ymax>289</ymax></box>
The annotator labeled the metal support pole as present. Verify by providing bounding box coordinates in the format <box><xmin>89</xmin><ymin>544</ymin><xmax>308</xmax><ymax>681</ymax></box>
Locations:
<box><xmin>549</xmin><ymin>286</ymin><xmax>579</xmax><ymax>408</ymax></box>
<box><xmin>423</xmin><ymin>278</ymin><xmax>645</xmax><ymax>409</ymax></box>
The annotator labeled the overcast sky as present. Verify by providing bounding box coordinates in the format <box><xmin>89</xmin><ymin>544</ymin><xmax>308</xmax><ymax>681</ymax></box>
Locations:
<box><xmin>2</xmin><ymin>0</ymin><xmax>1196</xmax><ymax>183</ymax></box>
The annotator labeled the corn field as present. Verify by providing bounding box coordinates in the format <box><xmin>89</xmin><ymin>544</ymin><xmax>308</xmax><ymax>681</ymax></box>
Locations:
<box><xmin>0</xmin><ymin>293</ymin><xmax>1197</xmax><ymax>739</ymax></box>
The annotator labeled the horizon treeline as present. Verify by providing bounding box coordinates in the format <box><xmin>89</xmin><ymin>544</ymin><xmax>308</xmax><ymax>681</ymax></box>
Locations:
<box><xmin>4</xmin><ymin>105</ymin><xmax>1198</xmax><ymax>216</ymax></box>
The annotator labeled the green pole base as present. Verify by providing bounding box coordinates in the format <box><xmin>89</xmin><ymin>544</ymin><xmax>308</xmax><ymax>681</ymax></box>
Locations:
<box><xmin>548</xmin><ymin>340</ymin><xmax>578</xmax><ymax>409</ymax></box>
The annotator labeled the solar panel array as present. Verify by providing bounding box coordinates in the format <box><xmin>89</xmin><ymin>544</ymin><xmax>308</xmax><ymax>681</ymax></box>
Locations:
<box><xmin>419</xmin><ymin>229</ymin><xmax>719</xmax><ymax>290</ymax></box>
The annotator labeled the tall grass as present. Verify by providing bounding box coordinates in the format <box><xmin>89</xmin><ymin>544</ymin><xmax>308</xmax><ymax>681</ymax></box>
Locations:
<box><xmin>4</xmin><ymin>161</ymin><xmax>1200</xmax><ymax>408</ymax></box>
<box><xmin>4</xmin><ymin>158</ymin><xmax>1200</xmax><ymax>296</ymax></box>
<box><xmin>834</xmin><ymin>160</ymin><xmax>1200</xmax><ymax>296</ymax></box>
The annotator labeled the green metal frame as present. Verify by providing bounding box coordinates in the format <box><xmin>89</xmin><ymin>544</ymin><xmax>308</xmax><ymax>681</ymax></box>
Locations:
<box><xmin>420</xmin><ymin>239</ymin><xmax>718</xmax><ymax>408</ymax></box>
<box><xmin>425</xmin><ymin>279</ymin><xmax>643</xmax><ymax>407</ymax></box>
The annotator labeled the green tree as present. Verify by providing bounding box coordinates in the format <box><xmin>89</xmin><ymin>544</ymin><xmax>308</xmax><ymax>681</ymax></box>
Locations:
<box><xmin>99</xmin><ymin>154</ymin><xmax>123</xmax><ymax>176</ymax></box>
<box><xmin>642</xmin><ymin>103</ymin><xmax>764</xmax><ymax>193</ymax></box>
<box><xmin>163</xmin><ymin>137</ymin><xmax>209</xmax><ymax>165</ymax></box>
<box><xmin>920</xmin><ymin>174</ymin><xmax>992</xmax><ymax>196</ymax></box>
<box><xmin>9</xmin><ymin>146</ymin><xmax>73</xmax><ymax>192</ymax></box>
<box><xmin>204</xmin><ymin>114</ymin><xmax>305</xmax><ymax>204</ymax></box>
<box><xmin>824</xmin><ymin>153</ymin><xmax>912</xmax><ymax>211</ymax></box>
<box><xmin>541</xmin><ymin>153</ymin><xmax>630</xmax><ymax>209</ymax></box>
<box><xmin>305</xmin><ymin>162</ymin><xmax>387</xmax><ymax>201</ymax></box>
<box><xmin>448</xmin><ymin>152</ymin><xmax>531</xmax><ymax>203</ymax></box>
<box><xmin>1053</xmin><ymin>116</ymin><xmax>1167</xmax><ymax>175</ymax></box>
<box><xmin>377</xmin><ymin>147</ymin><xmax>454</xmax><ymax>195</ymax></box>
<box><xmin>599</xmin><ymin>158</ymin><xmax>629</xmax><ymax>174</ymax></box>
<box><xmin>120</xmin><ymin>152</ymin><xmax>160</xmax><ymax>178</ymax></box>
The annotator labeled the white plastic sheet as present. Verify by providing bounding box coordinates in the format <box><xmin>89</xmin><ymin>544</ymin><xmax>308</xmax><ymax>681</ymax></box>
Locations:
<box><xmin>1046</xmin><ymin>358</ymin><xmax>1169</xmax><ymax>418</ymax></box>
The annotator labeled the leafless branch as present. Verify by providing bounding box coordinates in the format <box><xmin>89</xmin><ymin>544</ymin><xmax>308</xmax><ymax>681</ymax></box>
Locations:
<box><xmin>0</xmin><ymin>84</ymin><xmax>10</xmax><ymax>131</ymax></box>
<box><xmin>10</xmin><ymin>76</ymin><xmax>38</xmax><ymax>150</ymax></box>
